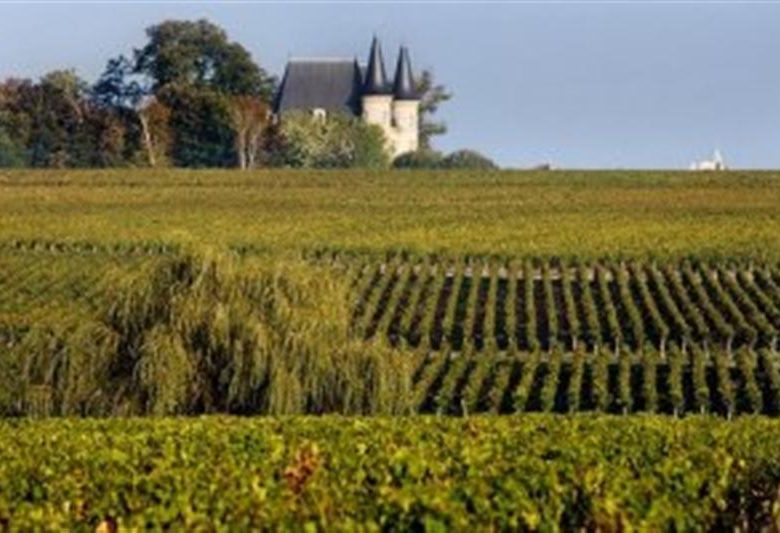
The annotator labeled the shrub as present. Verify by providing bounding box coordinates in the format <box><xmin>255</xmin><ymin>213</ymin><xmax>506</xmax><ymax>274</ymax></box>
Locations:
<box><xmin>392</xmin><ymin>149</ymin><xmax>444</xmax><ymax>169</ymax></box>
<box><xmin>440</xmin><ymin>149</ymin><xmax>497</xmax><ymax>170</ymax></box>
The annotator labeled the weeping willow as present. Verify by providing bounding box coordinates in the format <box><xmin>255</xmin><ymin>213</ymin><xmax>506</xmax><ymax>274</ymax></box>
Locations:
<box><xmin>0</xmin><ymin>251</ymin><xmax>412</xmax><ymax>416</ymax></box>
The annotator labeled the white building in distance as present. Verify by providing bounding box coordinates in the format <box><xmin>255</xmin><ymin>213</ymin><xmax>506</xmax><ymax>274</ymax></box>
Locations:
<box><xmin>690</xmin><ymin>150</ymin><xmax>728</xmax><ymax>171</ymax></box>
<box><xmin>273</xmin><ymin>37</ymin><xmax>421</xmax><ymax>158</ymax></box>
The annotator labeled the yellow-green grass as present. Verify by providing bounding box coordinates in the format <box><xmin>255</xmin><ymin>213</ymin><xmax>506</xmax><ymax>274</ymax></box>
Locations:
<box><xmin>1</xmin><ymin>169</ymin><xmax>779</xmax><ymax>261</ymax></box>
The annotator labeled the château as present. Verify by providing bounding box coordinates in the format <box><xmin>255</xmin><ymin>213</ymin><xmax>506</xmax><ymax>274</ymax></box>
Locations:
<box><xmin>273</xmin><ymin>37</ymin><xmax>421</xmax><ymax>157</ymax></box>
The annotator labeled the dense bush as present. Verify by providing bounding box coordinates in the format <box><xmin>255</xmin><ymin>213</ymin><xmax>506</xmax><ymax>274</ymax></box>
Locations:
<box><xmin>440</xmin><ymin>149</ymin><xmax>498</xmax><ymax>170</ymax></box>
<box><xmin>392</xmin><ymin>148</ymin><xmax>498</xmax><ymax>170</ymax></box>
<box><xmin>1</xmin><ymin>416</ymin><xmax>779</xmax><ymax>530</ymax></box>
<box><xmin>392</xmin><ymin>149</ymin><xmax>444</xmax><ymax>169</ymax></box>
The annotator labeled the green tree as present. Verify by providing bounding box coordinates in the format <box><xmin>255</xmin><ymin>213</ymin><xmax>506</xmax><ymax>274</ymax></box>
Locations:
<box><xmin>0</xmin><ymin>80</ymin><xmax>30</xmax><ymax>167</ymax></box>
<box><xmin>161</xmin><ymin>86</ymin><xmax>235</xmax><ymax>168</ymax></box>
<box><xmin>126</xmin><ymin>19</ymin><xmax>276</xmax><ymax>167</ymax></box>
<box><xmin>4</xmin><ymin>71</ymin><xmax>95</xmax><ymax>168</ymax></box>
<box><xmin>92</xmin><ymin>55</ymin><xmax>143</xmax><ymax>110</ymax></box>
<box><xmin>0</xmin><ymin>129</ymin><xmax>25</xmax><ymax>167</ymax></box>
<box><xmin>133</xmin><ymin>19</ymin><xmax>275</xmax><ymax>99</ymax></box>
<box><xmin>416</xmin><ymin>69</ymin><xmax>452</xmax><ymax>150</ymax></box>
<box><xmin>272</xmin><ymin>111</ymin><xmax>388</xmax><ymax>169</ymax></box>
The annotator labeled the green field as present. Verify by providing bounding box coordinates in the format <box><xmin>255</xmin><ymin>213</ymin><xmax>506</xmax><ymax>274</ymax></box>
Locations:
<box><xmin>3</xmin><ymin>169</ymin><xmax>780</xmax><ymax>528</ymax></box>
<box><xmin>2</xmin><ymin>169</ymin><xmax>780</xmax><ymax>259</ymax></box>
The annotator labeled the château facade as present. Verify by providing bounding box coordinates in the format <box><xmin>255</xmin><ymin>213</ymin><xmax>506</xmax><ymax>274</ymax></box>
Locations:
<box><xmin>273</xmin><ymin>37</ymin><xmax>420</xmax><ymax>158</ymax></box>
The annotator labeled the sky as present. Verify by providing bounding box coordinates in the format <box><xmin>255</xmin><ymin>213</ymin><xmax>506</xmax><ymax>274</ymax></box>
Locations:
<box><xmin>0</xmin><ymin>1</ymin><xmax>778</xmax><ymax>169</ymax></box>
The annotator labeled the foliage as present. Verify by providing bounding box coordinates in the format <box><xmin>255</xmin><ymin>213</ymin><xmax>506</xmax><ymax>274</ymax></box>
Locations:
<box><xmin>229</xmin><ymin>95</ymin><xmax>269</xmax><ymax>170</ymax></box>
<box><xmin>0</xmin><ymin>127</ymin><xmax>25</xmax><ymax>167</ymax></box>
<box><xmin>0</xmin><ymin>251</ymin><xmax>410</xmax><ymax>416</ymax></box>
<box><xmin>392</xmin><ymin>149</ymin><xmax>444</xmax><ymax>169</ymax></box>
<box><xmin>392</xmin><ymin>149</ymin><xmax>497</xmax><ymax>169</ymax></box>
<box><xmin>3</xmin><ymin>246</ymin><xmax>780</xmax><ymax>416</ymax></box>
<box><xmin>132</xmin><ymin>18</ymin><xmax>275</xmax><ymax>99</ymax></box>
<box><xmin>272</xmin><ymin>111</ymin><xmax>389</xmax><ymax>169</ymax></box>
<box><xmin>440</xmin><ymin>149</ymin><xmax>498</xmax><ymax>170</ymax></box>
<box><xmin>0</xmin><ymin>72</ymin><xmax>131</xmax><ymax>168</ymax></box>
<box><xmin>2</xmin><ymin>416</ymin><xmax>780</xmax><ymax>530</ymax></box>
<box><xmin>416</xmin><ymin>69</ymin><xmax>452</xmax><ymax>149</ymax></box>
<box><xmin>0</xmin><ymin>18</ymin><xmax>277</xmax><ymax>169</ymax></box>
<box><xmin>159</xmin><ymin>86</ymin><xmax>237</xmax><ymax>167</ymax></box>
<box><xmin>135</xmin><ymin>96</ymin><xmax>172</xmax><ymax>167</ymax></box>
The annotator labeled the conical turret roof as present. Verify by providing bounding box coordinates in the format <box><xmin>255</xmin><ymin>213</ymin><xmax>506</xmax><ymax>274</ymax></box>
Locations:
<box><xmin>393</xmin><ymin>46</ymin><xmax>418</xmax><ymax>100</ymax></box>
<box><xmin>362</xmin><ymin>36</ymin><xmax>390</xmax><ymax>95</ymax></box>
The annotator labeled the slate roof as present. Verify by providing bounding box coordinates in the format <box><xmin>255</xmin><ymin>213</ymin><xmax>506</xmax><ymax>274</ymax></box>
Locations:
<box><xmin>362</xmin><ymin>37</ymin><xmax>391</xmax><ymax>96</ymax></box>
<box><xmin>273</xmin><ymin>59</ymin><xmax>363</xmax><ymax>115</ymax></box>
<box><xmin>393</xmin><ymin>46</ymin><xmax>418</xmax><ymax>100</ymax></box>
<box><xmin>273</xmin><ymin>38</ymin><xmax>420</xmax><ymax>116</ymax></box>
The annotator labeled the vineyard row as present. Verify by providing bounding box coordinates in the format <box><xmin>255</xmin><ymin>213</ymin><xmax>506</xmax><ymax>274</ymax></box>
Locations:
<box><xmin>349</xmin><ymin>259</ymin><xmax>780</xmax><ymax>353</ymax></box>
<box><xmin>408</xmin><ymin>345</ymin><xmax>780</xmax><ymax>417</ymax></box>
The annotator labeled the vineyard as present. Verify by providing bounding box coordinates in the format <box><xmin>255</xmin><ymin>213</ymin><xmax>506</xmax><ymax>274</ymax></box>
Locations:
<box><xmin>344</xmin><ymin>255</ymin><xmax>780</xmax><ymax>352</ymax></box>
<box><xmin>1</xmin><ymin>170</ymin><xmax>780</xmax><ymax>417</ymax></box>
<box><xmin>334</xmin><ymin>253</ymin><xmax>780</xmax><ymax>416</ymax></box>
<box><xmin>2</xmin><ymin>169</ymin><xmax>780</xmax><ymax>527</ymax></box>
<box><xmin>3</xmin><ymin>416</ymin><xmax>780</xmax><ymax>530</ymax></box>
<box><xmin>2</xmin><ymin>169</ymin><xmax>780</xmax><ymax>261</ymax></box>
<box><xmin>1</xmin><ymin>245</ymin><xmax>780</xmax><ymax>416</ymax></box>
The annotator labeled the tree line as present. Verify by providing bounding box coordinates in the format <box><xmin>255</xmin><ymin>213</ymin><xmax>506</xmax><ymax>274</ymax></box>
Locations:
<box><xmin>0</xmin><ymin>19</ymin><xmax>479</xmax><ymax>170</ymax></box>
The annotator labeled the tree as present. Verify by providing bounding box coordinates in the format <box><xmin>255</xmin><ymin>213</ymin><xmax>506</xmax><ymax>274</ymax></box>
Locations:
<box><xmin>126</xmin><ymin>19</ymin><xmax>276</xmax><ymax>168</ymax></box>
<box><xmin>91</xmin><ymin>56</ymin><xmax>148</xmax><ymax>166</ymax></box>
<box><xmin>0</xmin><ymin>129</ymin><xmax>25</xmax><ymax>167</ymax></box>
<box><xmin>440</xmin><ymin>149</ymin><xmax>497</xmax><ymax>170</ymax></box>
<box><xmin>0</xmin><ymin>80</ymin><xmax>31</xmax><ymax>167</ymax></box>
<box><xmin>229</xmin><ymin>96</ymin><xmax>269</xmax><ymax>170</ymax></box>
<box><xmin>160</xmin><ymin>86</ymin><xmax>235</xmax><ymax>168</ymax></box>
<box><xmin>133</xmin><ymin>19</ymin><xmax>275</xmax><ymax>99</ymax></box>
<box><xmin>415</xmin><ymin>69</ymin><xmax>452</xmax><ymax>150</ymax></box>
<box><xmin>271</xmin><ymin>111</ymin><xmax>388</xmax><ymax>169</ymax></box>
<box><xmin>0</xmin><ymin>71</ymin><xmax>136</xmax><ymax>168</ymax></box>
<box><xmin>137</xmin><ymin>96</ymin><xmax>172</xmax><ymax>167</ymax></box>
<box><xmin>92</xmin><ymin>55</ymin><xmax>143</xmax><ymax>110</ymax></box>
<box><xmin>8</xmin><ymin>71</ymin><xmax>87</xmax><ymax>167</ymax></box>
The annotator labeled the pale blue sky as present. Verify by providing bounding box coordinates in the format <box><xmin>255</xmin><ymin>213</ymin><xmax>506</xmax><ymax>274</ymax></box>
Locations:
<box><xmin>0</xmin><ymin>1</ymin><xmax>778</xmax><ymax>169</ymax></box>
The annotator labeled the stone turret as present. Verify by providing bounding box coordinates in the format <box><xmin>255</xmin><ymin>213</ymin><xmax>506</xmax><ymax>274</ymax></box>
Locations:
<box><xmin>391</xmin><ymin>46</ymin><xmax>420</xmax><ymax>156</ymax></box>
<box><xmin>361</xmin><ymin>37</ymin><xmax>394</xmax><ymax>144</ymax></box>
